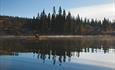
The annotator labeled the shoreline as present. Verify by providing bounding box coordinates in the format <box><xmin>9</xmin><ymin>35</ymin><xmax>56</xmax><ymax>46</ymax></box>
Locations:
<box><xmin>0</xmin><ymin>35</ymin><xmax>115</xmax><ymax>40</ymax></box>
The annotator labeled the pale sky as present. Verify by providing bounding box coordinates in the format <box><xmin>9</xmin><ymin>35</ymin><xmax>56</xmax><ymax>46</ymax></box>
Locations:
<box><xmin>0</xmin><ymin>0</ymin><xmax>114</xmax><ymax>21</ymax></box>
<box><xmin>68</xmin><ymin>3</ymin><xmax>115</xmax><ymax>21</ymax></box>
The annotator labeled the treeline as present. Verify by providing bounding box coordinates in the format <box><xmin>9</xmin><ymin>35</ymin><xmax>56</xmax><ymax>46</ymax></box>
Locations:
<box><xmin>0</xmin><ymin>6</ymin><xmax>115</xmax><ymax>35</ymax></box>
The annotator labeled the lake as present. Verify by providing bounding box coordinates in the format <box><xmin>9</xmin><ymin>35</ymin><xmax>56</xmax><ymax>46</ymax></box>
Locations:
<box><xmin>0</xmin><ymin>38</ymin><xmax>115</xmax><ymax>70</ymax></box>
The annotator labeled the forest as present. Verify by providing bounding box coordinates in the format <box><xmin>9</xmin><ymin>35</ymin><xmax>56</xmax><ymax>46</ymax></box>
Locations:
<box><xmin>0</xmin><ymin>6</ymin><xmax>115</xmax><ymax>35</ymax></box>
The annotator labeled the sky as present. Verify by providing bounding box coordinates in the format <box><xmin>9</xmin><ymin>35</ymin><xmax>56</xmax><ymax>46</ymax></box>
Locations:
<box><xmin>0</xmin><ymin>0</ymin><xmax>114</xmax><ymax>21</ymax></box>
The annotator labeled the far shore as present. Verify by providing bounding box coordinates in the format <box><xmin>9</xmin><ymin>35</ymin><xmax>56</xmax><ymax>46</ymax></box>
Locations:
<box><xmin>0</xmin><ymin>35</ymin><xmax>115</xmax><ymax>40</ymax></box>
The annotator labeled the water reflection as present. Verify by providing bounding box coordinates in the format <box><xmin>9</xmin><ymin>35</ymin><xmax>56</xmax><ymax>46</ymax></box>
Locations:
<box><xmin>0</xmin><ymin>39</ymin><xmax>115</xmax><ymax>66</ymax></box>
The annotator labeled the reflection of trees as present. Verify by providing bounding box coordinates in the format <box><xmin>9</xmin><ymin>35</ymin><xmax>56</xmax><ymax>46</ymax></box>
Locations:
<box><xmin>0</xmin><ymin>39</ymin><xmax>115</xmax><ymax>64</ymax></box>
<box><xmin>0</xmin><ymin>39</ymin><xmax>20</xmax><ymax>56</ymax></box>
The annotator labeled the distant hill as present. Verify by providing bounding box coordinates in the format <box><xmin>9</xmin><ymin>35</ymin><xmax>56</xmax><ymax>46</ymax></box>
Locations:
<box><xmin>0</xmin><ymin>7</ymin><xmax>115</xmax><ymax>35</ymax></box>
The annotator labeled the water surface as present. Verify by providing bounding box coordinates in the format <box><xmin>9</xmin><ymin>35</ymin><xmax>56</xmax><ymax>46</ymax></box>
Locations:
<box><xmin>0</xmin><ymin>38</ymin><xmax>115</xmax><ymax>70</ymax></box>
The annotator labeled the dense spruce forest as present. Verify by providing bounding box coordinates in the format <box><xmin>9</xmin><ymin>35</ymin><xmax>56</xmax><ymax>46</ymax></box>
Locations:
<box><xmin>0</xmin><ymin>6</ymin><xmax>115</xmax><ymax>35</ymax></box>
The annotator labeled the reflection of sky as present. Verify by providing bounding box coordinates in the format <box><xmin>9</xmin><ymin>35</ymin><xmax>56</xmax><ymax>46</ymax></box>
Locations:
<box><xmin>0</xmin><ymin>49</ymin><xmax>115</xmax><ymax>70</ymax></box>
<box><xmin>0</xmin><ymin>0</ymin><xmax>114</xmax><ymax>21</ymax></box>
<box><xmin>71</xmin><ymin>51</ymin><xmax>115</xmax><ymax>69</ymax></box>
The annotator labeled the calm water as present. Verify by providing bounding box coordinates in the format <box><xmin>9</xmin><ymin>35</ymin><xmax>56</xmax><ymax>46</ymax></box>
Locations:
<box><xmin>0</xmin><ymin>38</ymin><xmax>115</xmax><ymax>70</ymax></box>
